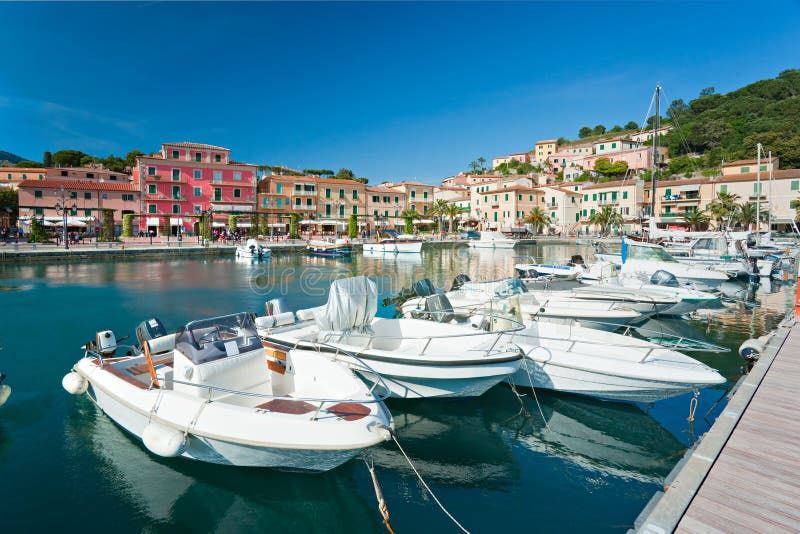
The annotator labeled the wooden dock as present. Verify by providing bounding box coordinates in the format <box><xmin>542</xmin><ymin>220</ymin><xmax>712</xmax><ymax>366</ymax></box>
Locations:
<box><xmin>633</xmin><ymin>313</ymin><xmax>800</xmax><ymax>533</ymax></box>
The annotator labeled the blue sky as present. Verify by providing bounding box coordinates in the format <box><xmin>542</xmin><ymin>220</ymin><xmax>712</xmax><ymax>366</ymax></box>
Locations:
<box><xmin>1</xmin><ymin>1</ymin><xmax>798</xmax><ymax>184</ymax></box>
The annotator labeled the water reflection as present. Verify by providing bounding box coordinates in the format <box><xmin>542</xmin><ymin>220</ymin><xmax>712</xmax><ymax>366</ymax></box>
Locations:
<box><xmin>498</xmin><ymin>390</ymin><xmax>685</xmax><ymax>484</ymax></box>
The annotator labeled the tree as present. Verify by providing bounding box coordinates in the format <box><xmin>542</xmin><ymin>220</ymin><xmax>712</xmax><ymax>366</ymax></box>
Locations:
<box><xmin>523</xmin><ymin>207</ymin><xmax>551</xmax><ymax>235</ymax></box>
<box><xmin>335</xmin><ymin>168</ymin><xmax>355</xmax><ymax>180</ymax></box>
<box><xmin>0</xmin><ymin>189</ymin><xmax>19</xmax><ymax>228</ymax></box>
<box><xmin>52</xmin><ymin>150</ymin><xmax>88</xmax><ymax>167</ymax></box>
<box><xmin>430</xmin><ymin>199</ymin><xmax>449</xmax><ymax>232</ymax></box>
<box><xmin>399</xmin><ymin>209</ymin><xmax>419</xmax><ymax>234</ymax></box>
<box><xmin>588</xmin><ymin>206</ymin><xmax>623</xmax><ymax>235</ymax></box>
<box><xmin>790</xmin><ymin>198</ymin><xmax>800</xmax><ymax>221</ymax></box>
<box><xmin>609</xmin><ymin>125</ymin><xmax>623</xmax><ymax>133</ymax></box>
<box><xmin>43</xmin><ymin>151</ymin><xmax>53</xmax><ymax>167</ymax></box>
<box><xmin>735</xmin><ymin>202</ymin><xmax>767</xmax><ymax>230</ymax></box>
<box><xmin>593</xmin><ymin>157</ymin><xmax>628</xmax><ymax>177</ymax></box>
<box><xmin>681</xmin><ymin>209</ymin><xmax>710</xmax><ymax>231</ymax></box>
<box><xmin>303</xmin><ymin>168</ymin><xmax>334</xmax><ymax>176</ymax></box>
<box><xmin>122</xmin><ymin>214</ymin><xmax>134</xmax><ymax>237</ymax></box>
<box><xmin>348</xmin><ymin>214</ymin><xmax>358</xmax><ymax>238</ymax></box>
<box><xmin>468</xmin><ymin>160</ymin><xmax>481</xmax><ymax>173</ymax></box>
<box><xmin>14</xmin><ymin>160</ymin><xmax>42</xmax><ymax>168</ymax></box>
<box><xmin>125</xmin><ymin>150</ymin><xmax>144</xmax><ymax>170</ymax></box>
<box><xmin>667</xmin><ymin>99</ymin><xmax>689</xmax><ymax>120</ymax></box>
<box><xmin>557</xmin><ymin>137</ymin><xmax>569</xmax><ymax>145</ymax></box>
<box><xmin>29</xmin><ymin>215</ymin><xmax>47</xmax><ymax>243</ymax></box>
<box><xmin>578</xmin><ymin>126</ymin><xmax>593</xmax><ymax>138</ymax></box>
<box><xmin>624</xmin><ymin>121</ymin><xmax>639</xmax><ymax>130</ymax></box>
<box><xmin>699</xmin><ymin>86</ymin><xmax>716</xmax><ymax>97</ymax></box>
<box><xmin>443</xmin><ymin>203</ymin><xmax>461</xmax><ymax>233</ymax></box>
<box><xmin>289</xmin><ymin>212</ymin><xmax>300</xmax><ymax>239</ymax></box>
<box><xmin>100</xmin><ymin>209</ymin><xmax>115</xmax><ymax>241</ymax></box>
<box><xmin>228</xmin><ymin>215</ymin><xmax>238</xmax><ymax>233</ymax></box>
<box><xmin>592</xmin><ymin>124</ymin><xmax>606</xmax><ymax>136</ymax></box>
<box><xmin>477</xmin><ymin>157</ymin><xmax>487</xmax><ymax>172</ymax></box>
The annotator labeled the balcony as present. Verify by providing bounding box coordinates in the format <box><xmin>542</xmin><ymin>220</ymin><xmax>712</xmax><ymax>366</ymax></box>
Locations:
<box><xmin>597</xmin><ymin>197</ymin><xmax>620</xmax><ymax>206</ymax></box>
<box><xmin>293</xmin><ymin>204</ymin><xmax>317</xmax><ymax>211</ymax></box>
<box><xmin>545</xmin><ymin>202</ymin><xmax>558</xmax><ymax>209</ymax></box>
<box><xmin>748</xmin><ymin>194</ymin><xmax>767</xmax><ymax>201</ymax></box>
<box><xmin>659</xmin><ymin>212</ymin><xmax>685</xmax><ymax>219</ymax></box>
<box><xmin>144</xmin><ymin>174</ymin><xmax>162</xmax><ymax>181</ymax></box>
<box><xmin>662</xmin><ymin>194</ymin><xmax>700</xmax><ymax>204</ymax></box>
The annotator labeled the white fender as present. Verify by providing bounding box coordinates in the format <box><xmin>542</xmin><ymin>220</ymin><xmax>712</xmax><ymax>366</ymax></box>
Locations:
<box><xmin>62</xmin><ymin>372</ymin><xmax>89</xmax><ymax>395</ymax></box>
<box><xmin>142</xmin><ymin>422</ymin><xmax>186</xmax><ymax>457</ymax></box>
<box><xmin>0</xmin><ymin>384</ymin><xmax>10</xmax><ymax>406</ymax></box>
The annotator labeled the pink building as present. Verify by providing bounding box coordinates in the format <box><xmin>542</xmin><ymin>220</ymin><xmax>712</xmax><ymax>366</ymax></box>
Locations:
<box><xmin>133</xmin><ymin>142</ymin><xmax>258</xmax><ymax>235</ymax></box>
<box><xmin>441</xmin><ymin>173</ymin><xmax>505</xmax><ymax>188</ymax></box>
<box><xmin>582</xmin><ymin>146</ymin><xmax>667</xmax><ymax>174</ymax></box>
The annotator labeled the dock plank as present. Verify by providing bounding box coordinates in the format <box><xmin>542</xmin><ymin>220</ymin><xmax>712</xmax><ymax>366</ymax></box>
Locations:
<box><xmin>673</xmin><ymin>318</ymin><xmax>800</xmax><ymax>534</ymax></box>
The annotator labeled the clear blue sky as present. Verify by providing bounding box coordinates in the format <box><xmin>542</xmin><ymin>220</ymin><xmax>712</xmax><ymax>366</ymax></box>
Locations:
<box><xmin>1</xmin><ymin>1</ymin><xmax>798</xmax><ymax>184</ymax></box>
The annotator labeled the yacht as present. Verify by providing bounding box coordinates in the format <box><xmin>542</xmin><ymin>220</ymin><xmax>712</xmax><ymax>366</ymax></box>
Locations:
<box><xmin>515</xmin><ymin>255</ymin><xmax>588</xmax><ymax>281</ymax></box>
<box><xmin>307</xmin><ymin>238</ymin><xmax>353</xmax><ymax>257</ymax></box>
<box><xmin>596</xmin><ymin>239</ymin><xmax>730</xmax><ymax>291</ymax></box>
<box><xmin>62</xmin><ymin>313</ymin><xmax>392</xmax><ymax>471</ymax></box>
<box><xmin>256</xmin><ymin>277</ymin><xmax>524</xmax><ymax>399</ymax></box>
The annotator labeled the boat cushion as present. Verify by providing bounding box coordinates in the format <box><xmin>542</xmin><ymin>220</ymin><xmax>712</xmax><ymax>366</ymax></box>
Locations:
<box><xmin>148</xmin><ymin>333</ymin><xmax>176</xmax><ymax>356</ymax></box>
<box><xmin>177</xmin><ymin>349</ymin><xmax>269</xmax><ymax>400</ymax></box>
<box><xmin>296</xmin><ymin>306</ymin><xmax>325</xmax><ymax>322</ymax></box>
<box><xmin>255</xmin><ymin>312</ymin><xmax>295</xmax><ymax>329</ymax></box>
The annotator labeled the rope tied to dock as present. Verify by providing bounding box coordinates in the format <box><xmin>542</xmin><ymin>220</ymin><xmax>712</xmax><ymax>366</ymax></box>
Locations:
<box><xmin>383</xmin><ymin>428</ymin><xmax>471</xmax><ymax>533</ymax></box>
<box><xmin>687</xmin><ymin>390</ymin><xmax>700</xmax><ymax>422</ymax></box>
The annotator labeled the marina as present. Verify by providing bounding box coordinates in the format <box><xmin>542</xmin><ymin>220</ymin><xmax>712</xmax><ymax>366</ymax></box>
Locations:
<box><xmin>0</xmin><ymin>242</ymin><xmax>797</xmax><ymax>532</ymax></box>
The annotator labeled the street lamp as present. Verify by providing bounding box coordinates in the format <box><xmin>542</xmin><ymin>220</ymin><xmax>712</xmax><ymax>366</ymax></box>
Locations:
<box><xmin>54</xmin><ymin>186</ymin><xmax>77</xmax><ymax>250</ymax></box>
<box><xmin>332</xmin><ymin>200</ymin><xmax>342</xmax><ymax>238</ymax></box>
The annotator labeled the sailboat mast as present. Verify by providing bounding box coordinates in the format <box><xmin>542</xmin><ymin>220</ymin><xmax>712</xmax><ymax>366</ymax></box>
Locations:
<box><xmin>768</xmin><ymin>150</ymin><xmax>773</xmax><ymax>234</ymax></box>
<box><xmin>756</xmin><ymin>143</ymin><xmax>762</xmax><ymax>234</ymax></box>
<box><xmin>649</xmin><ymin>85</ymin><xmax>660</xmax><ymax>240</ymax></box>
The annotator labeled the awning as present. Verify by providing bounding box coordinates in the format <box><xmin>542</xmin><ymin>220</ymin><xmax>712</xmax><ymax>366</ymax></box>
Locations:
<box><xmin>145</xmin><ymin>217</ymin><xmax>160</xmax><ymax>226</ymax></box>
<box><xmin>169</xmin><ymin>218</ymin><xmax>183</xmax><ymax>225</ymax></box>
<box><xmin>300</xmin><ymin>219</ymin><xmax>314</xmax><ymax>224</ymax></box>
<box><xmin>417</xmin><ymin>219</ymin><xmax>434</xmax><ymax>224</ymax></box>
<box><xmin>237</xmin><ymin>222</ymin><xmax>252</xmax><ymax>228</ymax></box>
<box><xmin>268</xmin><ymin>223</ymin><xmax>287</xmax><ymax>228</ymax></box>
<box><xmin>679</xmin><ymin>184</ymin><xmax>700</xmax><ymax>192</ymax></box>
<box><xmin>212</xmin><ymin>222</ymin><xmax>225</xmax><ymax>227</ymax></box>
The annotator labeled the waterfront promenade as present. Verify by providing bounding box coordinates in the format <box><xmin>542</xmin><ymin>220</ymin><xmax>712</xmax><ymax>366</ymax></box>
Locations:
<box><xmin>634</xmin><ymin>309</ymin><xmax>800</xmax><ymax>533</ymax></box>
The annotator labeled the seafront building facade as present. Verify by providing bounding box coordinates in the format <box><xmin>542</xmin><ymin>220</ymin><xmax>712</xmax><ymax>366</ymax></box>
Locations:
<box><xmin>133</xmin><ymin>142</ymin><xmax>258</xmax><ymax>236</ymax></box>
<box><xmin>1</xmin><ymin>167</ymin><xmax>47</xmax><ymax>189</ymax></box>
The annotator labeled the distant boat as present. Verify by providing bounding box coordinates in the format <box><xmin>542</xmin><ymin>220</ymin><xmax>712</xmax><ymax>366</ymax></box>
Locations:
<box><xmin>307</xmin><ymin>238</ymin><xmax>353</xmax><ymax>257</ymax></box>
<box><xmin>234</xmin><ymin>238</ymin><xmax>270</xmax><ymax>260</ymax></box>
<box><xmin>0</xmin><ymin>373</ymin><xmax>9</xmax><ymax>407</ymax></box>
<box><xmin>468</xmin><ymin>231</ymin><xmax>517</xmax><ymax>249</ymax></box>
<box><xmin>362</xmin><ymin>229</ymin><xmax>423</xmax><ymax>254</ymax></box>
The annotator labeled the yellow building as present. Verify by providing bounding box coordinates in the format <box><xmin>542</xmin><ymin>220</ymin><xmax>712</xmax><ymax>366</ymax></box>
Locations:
<box><xmin>579</xmin><ymin>179</ymin><xmax>646</xmax><ymax>233</ymax></box>
<box><xmin>533</xmin><ymin>139</ymin><xmax>558</xmax><ymax>164</ymax></box>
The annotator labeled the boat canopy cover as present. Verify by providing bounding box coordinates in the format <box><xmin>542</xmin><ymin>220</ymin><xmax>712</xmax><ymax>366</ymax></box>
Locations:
<box><xmin>450</xmin><ymin>274</ymin><xmax>471</xmax><ymax>291</ymax></box>
<box><xmin>412</xmin><ymin>278</ymin><xmax>437</xmax><ymax>297</ymax></box>
<box><xmin>462</xmin><ymin>278</ymin><xmax>527</xmax><ymax>296</ymax></box>
<box><xmin>175</xmin><ymin>313</ymin><xmax>263</xmax><ymax>364</ymax></box>
<box><xmin>315</xmin><ymin>276</ymin><xmax>377</xmax><ymax>334</ymax></box>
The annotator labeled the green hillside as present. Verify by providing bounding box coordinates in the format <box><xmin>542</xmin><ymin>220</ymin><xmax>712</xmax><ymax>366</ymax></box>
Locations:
<box><xmin>665</xmin><ymin>69</ymin><xmax>800</xmax><ymax>168</ymax></box>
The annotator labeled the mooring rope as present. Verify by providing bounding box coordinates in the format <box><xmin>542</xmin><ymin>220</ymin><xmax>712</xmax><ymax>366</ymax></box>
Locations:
<box><xmin>364</xmin><ymin>457</ymin><xmax>396</xmax><ymax>534</ymax></box>
<box><xmin>389</xmin><ymin>432</ymin><xmax>471</xmax><ymax>533</ymax></box>
<box><xmin>687</xmin><ymin>390</ymin><xmax>700</xmax><ymax>422</ymax></box>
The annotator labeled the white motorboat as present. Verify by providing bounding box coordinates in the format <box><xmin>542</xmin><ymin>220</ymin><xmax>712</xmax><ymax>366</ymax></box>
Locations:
<box><xmin>577</xmin><ymin>263</ymin><xmax>721</xmax><ymax>316</ymax></box>
<box><xmin>505</xmin><ymin>322</ymin><xmax>726</xmax><ymax>403</ymax></box>
<box><xmin>62</xmin><ymin>313</ymin><xmax>392</xmax><ymax>472</ymax></box>
<box><xmin>402</xmin><ymin>277</ymin><xmax>643</xmax><ymax>332</ymax></box>
<box><xmin>597</xmin><ymin>239</ymin><xmax>730</xmax><ymax>291</ymax></box>
<box><xmin>256</xmin><ymin>277</ymin><xmax>524</xmax><ymax>399</ymax></box>
<box><xmin>0</xmin><ymin>373</ymin><xmax>9</xmax><ymax>407</ymax></box>
<box><xmin>515</xmin><ymin>255</ymin><xmax>588</xmax><ymax>281</ymax></box>
<box><xmin>235</xmin><ymin>238</ymin><xmax>271</xmax><ymax>259</ymax></box>
<box><xmin>467</xmin><ymin>231</ymin><xmax>517</xmax><ymax>249</ymax></box>
<box><xmin>363</xmin><ymin>229</ymin><xmax>423</xmax><ymax>253</ymax></box>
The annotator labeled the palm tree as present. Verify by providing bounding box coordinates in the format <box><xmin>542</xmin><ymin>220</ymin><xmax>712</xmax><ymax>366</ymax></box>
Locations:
<box><xmin>681</xmin><ymin>209</ymin><xmax>710</xmax><ymax>231</ymax></box>
<box><xmin>734</xmin><ymin>202</ymin><xmax>767</xmax><ymax>230</ymax></box>
<box><xmin>791</xmin><ymin>198</ymin><xmax>800</xmax><ymax>221</ymax></box>
<box><xmin>588</xmin><ymin>206</ymin><xmax>623</xmax><ymax>235</ymax></box>
<box><xmin>523</xmin><ymin>207</ymin><xmax>551</xmax><ymax>235</ymax></box>
<box><xmin>430</xmin><ymin>199</ymin><xmax>449</xmax><ymax>233</ymax></box>
<box><xmin>399</xmin><ymin>209</ymin><xmax>420</xmax><ymax>234</ymax></box>
<box><xmin>477</xmin><ymin>157</ymin><xmax>487</xmax><ymax>172</ymax></box>
<box><xmin>706</xmin><ymin>199</ymin><xmax>728</xmax><ymax>230</ymax></box>
<box><xmin>442</xmin><ymin>203</ymin><xmax>461</xmax><ymax>233</ymax></box>
<box><xmin>706</xmin><ymin>192</ymin><xmax>741</xmax><ymax>230</ymax></box>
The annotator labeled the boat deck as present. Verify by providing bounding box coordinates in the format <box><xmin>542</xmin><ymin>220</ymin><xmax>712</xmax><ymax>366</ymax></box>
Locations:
<box><xmin>633</xmin><ymin>313</ymin><xmax>800</xmax><ymax>533</ymax></box>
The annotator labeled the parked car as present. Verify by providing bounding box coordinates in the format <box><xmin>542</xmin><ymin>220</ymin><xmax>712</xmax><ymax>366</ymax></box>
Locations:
<box><xmin>460</xmin><ymin>230</ymin><xmax>480</xmax><ymax>240</ymax></box>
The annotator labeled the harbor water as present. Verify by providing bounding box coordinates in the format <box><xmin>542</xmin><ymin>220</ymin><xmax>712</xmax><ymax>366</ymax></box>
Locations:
<box><xmin>0</xmin><ymin>243</ymin><xmax>794</xmax><ymax>533</ymax></box>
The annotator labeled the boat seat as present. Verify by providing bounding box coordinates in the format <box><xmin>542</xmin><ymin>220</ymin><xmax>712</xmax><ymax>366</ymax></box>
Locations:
<box><xmin>126</xmin><ymin>356</ymin><xmax>174</xmax><ymax>376</ymax></box>
<box><xmin>174</xmin><ymin>349</ymin><xmax>269</xmax><ymax>401</ymax></box>
<box><xmin>255</xmin><ymin>312</ymin><xmax>295</xmax><ymax>330</ymax></box>
<box><xmin>296</xmin><ymin>306</ymin><xmax>325</xmax><ymax>322</ymax></box>
<box><xmin>147</xmin><ymin>333</ymin><xmax>177</xmax><ymax>356</ymax></box>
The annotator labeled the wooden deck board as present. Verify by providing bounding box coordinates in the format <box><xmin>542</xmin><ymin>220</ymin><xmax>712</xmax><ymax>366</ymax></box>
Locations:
<box><xmin>675</xmin><ymin>322</ymin><xmax>800</xmax><ymax>534</ymax></box>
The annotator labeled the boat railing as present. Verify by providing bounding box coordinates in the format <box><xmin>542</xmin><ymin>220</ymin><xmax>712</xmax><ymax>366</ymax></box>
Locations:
<box><xmin>85</xmin><ymin>345</ymin><xmax>142</xmax><ymax>367</ymax></box>
<box><xmin>319</xmin><ymin>313</ymin><xmax>527</xmax><ymax>358</ymax></box>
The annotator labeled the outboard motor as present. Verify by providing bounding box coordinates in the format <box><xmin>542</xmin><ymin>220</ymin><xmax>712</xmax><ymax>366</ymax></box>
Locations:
<box><xmin>649</xmin><ymin>270</ymin><xmax>680</xmax><ymax>288</ymax></box>
<box><xmin>96</xmin><ymin>330</ymin><xmax>118</xmax><ymax>356</ymax></box>
<box><xmin>422</xmin><ymin>294</ymin><xmax>455</xmax><ymax>323</ymax></box>
<box><xmin>265</xmin><ymin>297</ymin><xmax>291</xmax><ymax>316</ymax></box>
<box><xmin>569</xmin><ymin>254</ymin><xmax>585</xmax><ymax>267</ymax></box>
<box><xmin>136</xmin><ymin>318</ymin><xmax>168</xmax><ymax>347</ymax></box>
<box><xmin>451</xmin><ymin>274</ymin><xmax>471</xmax><ymax>291</ymax></box>
<box><xmin>412</xmin><ymin>278</ymin><xmax>436</xmax><ymax>297</ymax></box>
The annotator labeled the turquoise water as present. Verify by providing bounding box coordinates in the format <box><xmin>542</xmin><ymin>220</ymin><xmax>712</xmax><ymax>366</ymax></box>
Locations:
<box><xmin>0</xmin><ymin>245</ymin><xmax>794</xmax><ymax>532</ymax></box>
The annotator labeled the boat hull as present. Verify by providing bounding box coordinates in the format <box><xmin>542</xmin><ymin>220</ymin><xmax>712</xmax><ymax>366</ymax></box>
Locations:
<box><xmin>363</xmin><ymin>241</ymin><xmax>422</xmax><ymax>254</ymax></box>
<box><xmin>468</xmin><ymin>241</ymin><xmax>516</xmax><ymax>249</ymax></box>
<box><xmin>508</xmin><ymin>363</ymin><xmax>717</xmax><ymax>403</ymax></box>
<box><xmin>307</xmin><ymin>245</ymin><xmax>353</xmax><ymax>257</ymax></box>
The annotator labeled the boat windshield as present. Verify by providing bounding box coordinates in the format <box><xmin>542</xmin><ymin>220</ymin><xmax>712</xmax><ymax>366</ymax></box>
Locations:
<box><xmin>628</xmin><ymin>244</ymin><xmax>677</xmax><ymax>262</ymax></box>
<box><xmin>175</xmin><ymin>312</ymin><xmax>263</xmax><ymax>364</ymax></box>
<box><xmin>379</xmin><ymin>229</ymin><xmax>399</xmax><ymax>239</ymax></box>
